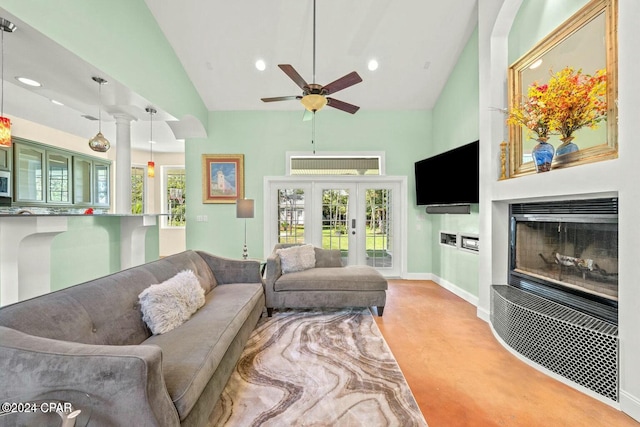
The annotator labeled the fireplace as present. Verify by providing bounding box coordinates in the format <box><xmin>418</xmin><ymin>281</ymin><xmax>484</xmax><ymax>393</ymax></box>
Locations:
<box><xmin>509</xmin><ymin>198</ymin><xmax>618</xmax><ymax>324</ymax></box>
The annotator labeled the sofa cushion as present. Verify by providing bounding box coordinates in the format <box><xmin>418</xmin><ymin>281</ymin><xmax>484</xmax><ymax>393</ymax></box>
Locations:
<box><xmin>274</xmin><ymin>265</ymin><xmax>388</xmax><ymax>292</ymax></box>
<box><xmin>277</xmin><ymin>244</ymin><xmax>316</xmax><ymax>273</ymax></box>
<box><xmin>313</xmin><ymin>247</ymin><xmax>343</xmax><ymax>268</ymax></box>
<box><xmin>142</xmin><ymin>282</ymin><xmax>263</xmax><ymax>420</ymax></box>
<box><xmin>139</xmin><ymin>270</ymin><xmax>205</xmax><ymax>335</ymax></box>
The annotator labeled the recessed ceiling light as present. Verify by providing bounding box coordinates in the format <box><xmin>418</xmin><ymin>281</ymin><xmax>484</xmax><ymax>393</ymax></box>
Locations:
<box><xmin>255</xmin><ymin>59</ymin><xmax>266</xmax><ymax>71</ymax></box>
<box><xmin>368</xmin><ymin>59</ymin><xmax>379</xmax><ymax>71</ymax></box>
<box><xmin>50</xmin><ymin>99</ymin><xmax>64</xmax><ymax>106</ymax></box>
<box><xmin>529</xmin><ymin>59</ymin><xmax>543</xmax><ymax>70</ymax></box>
<box><xmin>149</xmin><ymin>140</ymin><xmax>157</xmax><ymax>144</ymax></box>
<box><xmin>16</xmin><ymin>76</ymin><xmax>42</xmax><ymax>87</ymax></box>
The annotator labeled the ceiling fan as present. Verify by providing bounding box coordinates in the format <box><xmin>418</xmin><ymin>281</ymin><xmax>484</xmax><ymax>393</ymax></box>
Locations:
<box><xmin>261</xmin><ymin>0</ymin><xmax>363</xmax><ymax>116</ymax></box>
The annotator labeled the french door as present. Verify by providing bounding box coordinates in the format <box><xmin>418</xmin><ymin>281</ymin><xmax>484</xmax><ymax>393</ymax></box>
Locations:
<box><xmin>265</xmin><ymin>177</ymin><xmax>405</xmax><ymax>277</ymax></box>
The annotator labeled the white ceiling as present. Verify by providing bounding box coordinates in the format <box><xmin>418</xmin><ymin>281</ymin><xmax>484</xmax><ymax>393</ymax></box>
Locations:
<box><xmin>0</xmin><ymin>1</ymin><xmax>478</xmax><ymax>153</ymax></box>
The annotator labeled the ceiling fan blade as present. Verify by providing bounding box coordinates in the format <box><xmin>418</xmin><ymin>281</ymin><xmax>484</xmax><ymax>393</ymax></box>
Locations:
<box><xmin>326</xmin><ymin>98</ymin><xmax>360</xmax><ymax>114</ymax></box>
<box><xmin>302</xmin><ymin>109</ymin><xmax>313</xmax><ymax>121</ymax></box>
<box><xmin>278</xmin><ymin>64</ymin><xmax>308</xmax><ymax>90</ymax></box>
<box><xmin>323</xmin><ymin>71</ymin><xmax>363</xmax><ymax>95</ymax></box>
<box><xmin>261</xmin><ymin>96</ymin><xmax>301</xmax><ymax>102</ymax></box>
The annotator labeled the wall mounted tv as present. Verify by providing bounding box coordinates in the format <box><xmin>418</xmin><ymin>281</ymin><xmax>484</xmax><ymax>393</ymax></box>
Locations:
<box><xmin>415</xmin><ymin>140</ymin><xmax>479</xmax><ymax>206</ymax></box>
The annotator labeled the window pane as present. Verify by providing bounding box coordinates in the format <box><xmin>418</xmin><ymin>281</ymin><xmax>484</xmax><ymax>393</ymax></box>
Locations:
<box><xmin>74</xmin><ymin>158</ymin><xmax>92</xmax><ymax>204</ymax></box>
<box><xmin>365</xmin><ymin>189</ymin><xmax>392</xmax><ymax>268</ymax></box>
<box><xmin>48</xmin><ymin>153</ymin><xmax>70</xmax><ymax>203</ymax></box>
<box><xmin>131</xmin><ymin>166</ymin><xmax>145</xmax><ymax>214</ymax></box>
<box><xmin>94</xmin><ymin>163</ymin><xmax>109</xmax><ymax>205</ymax></box>
<box><xmin>17</xmin><ymin>146</ymin><xmax>44</xmax><ymax>202</ymax></box>
<box><xmin>278</xmin><ymin>189</ymin><xmax>305</xmax><ymax>243</ymax></box>
<box><xmin>166</xmin><ymin>168</ymin><xmax>186</xmax><ymax>227</ymax></box>
<box><xmin>322</xmin><ymin>189</ymin><xmax>349</xmax><ymax>255</ymax></box>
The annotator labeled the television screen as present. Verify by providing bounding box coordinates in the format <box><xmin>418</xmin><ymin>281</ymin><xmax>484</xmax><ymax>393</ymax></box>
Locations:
<box><xmin>414</xmin><ymin>140</ymin><xmax>479</xmax><ymax>206</ymax></box>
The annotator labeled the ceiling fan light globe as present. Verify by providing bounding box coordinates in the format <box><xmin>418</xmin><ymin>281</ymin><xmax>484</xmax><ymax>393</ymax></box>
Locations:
<box><xmin>301</xmin><ymin>94</ymin><xmax>327</xmax><ymax>112</ymax></box>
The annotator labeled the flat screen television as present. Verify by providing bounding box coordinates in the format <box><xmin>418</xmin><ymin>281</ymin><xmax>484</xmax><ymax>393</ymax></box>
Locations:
<box><xmin>414</xmin><ymin>140</ymin><xmax>479</xmax><ymax>206</ymax></box>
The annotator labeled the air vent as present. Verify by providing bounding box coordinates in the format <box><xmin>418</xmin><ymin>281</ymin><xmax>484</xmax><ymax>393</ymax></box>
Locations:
<box><xmin>81</xmin><ymin>114</ymin><xmax>98</xmax><ymax>121</ymax></box>
<box><xmin>290</xmin><ymin>156</ymin><xmax>380</xmax><ymax>175</ymax></box>
<box><xmin>510</xmin><ymin>198</ymin><xmax>618</xmax><ymax>216</ymax></box>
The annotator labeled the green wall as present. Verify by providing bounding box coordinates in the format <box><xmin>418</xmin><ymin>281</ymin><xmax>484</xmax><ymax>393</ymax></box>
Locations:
<box><xmin>428</xmin><ymin>27</ymin><xmax>480</xmax><ymax>295</ymax></box>
<box><xmin>0</xmin><ymin>0</ymin><xmax>207</xmax><ymax>125</ymax></box>
<box><xmin>186</xmin><ymin>109</ymin><xmax>434</xmax><ymax>274</ymax></box>
<box><xmin>50</xmin><ymin>217</ymin><xmax>159</xmax><ymax>291</ymax></box>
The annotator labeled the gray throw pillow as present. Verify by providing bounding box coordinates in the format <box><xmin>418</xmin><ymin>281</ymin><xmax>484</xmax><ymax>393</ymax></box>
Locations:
<box><xmin>277</xmin><ymin>244</ymin><xmax>316</xmax><ymax>274</ymax></box>
<box><xmin>138</xmin><ymin>270</ymin><xmax>205</xmax><ymax>335</ymax></box>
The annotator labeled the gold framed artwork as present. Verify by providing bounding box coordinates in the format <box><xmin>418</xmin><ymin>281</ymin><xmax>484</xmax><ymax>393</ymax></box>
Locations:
<box><xmin>202</xmin><ymin>154</ymin><xmax>244</xmax><ymax>203</ymax></box>
<box><xmin>507</xmin><ymin>0</ymin><xmax>618</xmax><ymax>177</ymax></box>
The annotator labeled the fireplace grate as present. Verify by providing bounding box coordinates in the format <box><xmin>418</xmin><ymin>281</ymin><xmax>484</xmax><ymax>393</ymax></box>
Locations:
<box><xmin>491</xmin><ymin>285</ymin><xmax>618</xmax><ymax>401</ymax></box>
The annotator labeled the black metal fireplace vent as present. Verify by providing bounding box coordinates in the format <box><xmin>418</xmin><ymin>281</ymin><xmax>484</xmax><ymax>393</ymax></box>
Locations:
<box><xmin>492</xmin><ymin>285</ymin><xmax>618</xmax><ymax>402</ymax></box>
<box><xmin>510</xmin><ymin>197</ymin><xmax>617</xmax><ymax>216</ymax></box>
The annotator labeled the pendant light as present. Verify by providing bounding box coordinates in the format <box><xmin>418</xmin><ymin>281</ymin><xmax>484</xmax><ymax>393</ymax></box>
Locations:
<box><xmin>146</xmin><ymin>107</ymin><xmax>156</xmax><ymax>178</ymax></box>
<box><xmin>88</xmin><ymin>76</ymin><xmax>110</xmax><ymax>152</ymax></box>
<box><xmin>0</xmin><ymin>18</ymin><xmax>16</xmax><ymax>148</ymax></box>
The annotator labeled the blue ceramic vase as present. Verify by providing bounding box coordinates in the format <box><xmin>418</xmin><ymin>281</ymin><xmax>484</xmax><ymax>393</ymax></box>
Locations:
<box><xmin>556</xmin><ymin>137</ymin><xmax>578</xmax><ymax>156</ymax></box>
<box><xmin>532</xmin><ymin>139</ymin><xmax>554</xmax><ymax>172</ymax></box>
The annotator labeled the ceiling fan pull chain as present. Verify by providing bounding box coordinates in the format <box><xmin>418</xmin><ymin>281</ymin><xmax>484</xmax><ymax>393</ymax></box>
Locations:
<box><xmin>312</xmin><ymin>111</ymin><xmax>316</xmax><ymax>154</ymax></box>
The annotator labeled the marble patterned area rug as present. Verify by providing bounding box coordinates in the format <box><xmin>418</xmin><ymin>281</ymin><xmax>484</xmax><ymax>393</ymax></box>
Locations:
<box><xmin>209</xmin><ymin>308</ymin><xmax>428</xmax><ymax>427</ymax></box>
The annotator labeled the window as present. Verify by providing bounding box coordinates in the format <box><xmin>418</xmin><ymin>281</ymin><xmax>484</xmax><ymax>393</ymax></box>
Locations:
<box><xmin>131</xmin><ymin>166</ymin><xmax>145</xmax><ymax>214</ymax></box>
<box><xmin>163</xmin><ymin>166</ymin><xmax>186</xmax><ymax>227</ymax></box>
<box><xmin>278</xmin><ymin>188</ymin><xmax>305</xmax><ymax>243</ymax></box>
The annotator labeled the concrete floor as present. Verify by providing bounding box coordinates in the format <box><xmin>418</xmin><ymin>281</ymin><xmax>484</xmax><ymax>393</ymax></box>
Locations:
<box><xmin>375</xmin><ymin>280</ymin><xmax>639</xmax><ymax>427</ymax></box>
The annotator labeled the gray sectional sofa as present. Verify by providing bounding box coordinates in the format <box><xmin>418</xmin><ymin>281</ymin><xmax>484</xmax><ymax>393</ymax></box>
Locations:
<box><xmin>0</xmin><ymin>250</ymin><xmax>265</xmax><ymax>426</ymax></box>
<box><xmin>265</xmin><ymin>243</ymin><xmax>388</xmax><ymax>316</ymax></box>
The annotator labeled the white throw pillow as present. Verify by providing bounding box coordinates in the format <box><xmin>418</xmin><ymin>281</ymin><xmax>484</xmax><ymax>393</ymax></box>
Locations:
<box><xmin>277</xmin><ymin>244</ymin><xmax>316</xmax><ymax>274</ymax></box>
<box><xmin>138</xmin><ymin>270</ymin><xmax>205</xmax><ymax>335</ymax></box>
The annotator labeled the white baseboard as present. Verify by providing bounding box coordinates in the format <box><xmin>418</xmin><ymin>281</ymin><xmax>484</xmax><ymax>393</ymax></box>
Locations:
<box><xmin>430</xmin><ymin>274</ymin><xmax>479</xmax><ymax>307</ymax></box>
<box><xmin>402</xmin><ymin>272</ymin><xmax>433</xmax><ymax>281</ymax></box>
<box><xmin>477</xmin><ymin>306</ymin><xmax>490</xmax><ymax>323</ymax></box>
<box><xmin>620</xmin><ymin>390</ymin><xmax>640</xmax><ymax>423</ymax></box>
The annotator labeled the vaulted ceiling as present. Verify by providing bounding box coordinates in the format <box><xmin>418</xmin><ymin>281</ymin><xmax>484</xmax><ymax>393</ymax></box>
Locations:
<box><xmin>1</xmin><ymin>1</ymin><xmax>478</xmax><ymax>152</ymax></box>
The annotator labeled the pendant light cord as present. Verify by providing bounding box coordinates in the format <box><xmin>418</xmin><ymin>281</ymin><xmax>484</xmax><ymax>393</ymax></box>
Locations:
<box><xmin>149</xmin><ymin>109</ymin><xmax>153</xmax><ymax>161</ymax></box>
<box><xmin>97</xmin><ymin>81</ymin><xmax>102</xmax><ymax>133</ymax></box>
<box><xmin>1</xmin><ymin>28</ymin><xmax>5</xmax><ymax>116</ymax></box>
<box><xmin>312</xmin><ymin>0</ymin><xmax>316</xmax><ymax>84</ymax></box>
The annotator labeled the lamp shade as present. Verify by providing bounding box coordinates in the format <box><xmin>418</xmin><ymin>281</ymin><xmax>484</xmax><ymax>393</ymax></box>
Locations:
<box><xmin>0</xmin><ymin>116</ymin><xmax>10</xmax><ymax>147</ymax></box>
<box><xmin>147</xmin><ymin>161</ymin><xmax>155</xmax><ymax>178</ymax></box>
<box><xmin>236</xmin><ymin>198</ymin><xmax>254</xmax><ymax>218</ymax></box>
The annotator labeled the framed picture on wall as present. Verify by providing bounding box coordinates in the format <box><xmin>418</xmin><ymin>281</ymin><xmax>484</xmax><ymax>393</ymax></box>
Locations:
<box><xmin>202</xmin><ymin>154</ymin><xmax>244</xmax><ymax>203</ymax></box>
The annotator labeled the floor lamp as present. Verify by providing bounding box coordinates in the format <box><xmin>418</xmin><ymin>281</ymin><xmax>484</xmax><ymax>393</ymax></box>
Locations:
<box><xmin>236</xmin><ymin>199</ymin><xmax>254</xmax><ymax>259</ymax></box>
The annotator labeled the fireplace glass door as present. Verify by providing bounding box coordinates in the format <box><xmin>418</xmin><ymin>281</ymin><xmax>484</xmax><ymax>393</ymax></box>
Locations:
<box><xmin>513</xmin><ymin>220</ymin><xmax>618</xmax><ymax>301</ymax></box>
<box><xmin>509</xmin><ymin>198</ymin><xmax>619</xmax><ymax>323</ymax></box>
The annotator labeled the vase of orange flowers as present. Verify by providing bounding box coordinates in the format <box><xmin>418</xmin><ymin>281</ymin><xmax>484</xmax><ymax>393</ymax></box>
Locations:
<box><xmin>508</xmin><ymin>66</ymin><xmax>607</xmax><ymax>169</ymax></box>
<box><xmin>507</xmin><ymin>82</ymin><xmax>556</xmax><ymax>172</ymax></box>
<box><xmin>547</xmin><ymin>67</ymin><xmax>607</xmax><ymax>157</ymax></box>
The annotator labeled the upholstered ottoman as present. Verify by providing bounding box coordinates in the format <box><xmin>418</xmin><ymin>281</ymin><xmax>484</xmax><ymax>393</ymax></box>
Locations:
<box><xmin>265</xmin><ymin>244</ymin><xmax>388</xmax><ymax>316</ymax></box>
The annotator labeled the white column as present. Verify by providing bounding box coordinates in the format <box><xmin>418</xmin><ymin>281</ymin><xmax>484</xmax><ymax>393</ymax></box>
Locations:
<box><xmin>114</xmin><ymin>113</ymin><xmax>136</xmax><ymax>214</ymax></box>
<box><xmin>120</xmin><ymin>215</ymin><xmax>157</xmax><ymax>269</ymax></box>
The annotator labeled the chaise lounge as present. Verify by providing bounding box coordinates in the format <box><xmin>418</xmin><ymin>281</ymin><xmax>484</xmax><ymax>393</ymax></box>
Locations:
<box><xmin>265</xmin><ymin>243</ymin><xmax>388</xmax><ymax>316</ymax></box>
